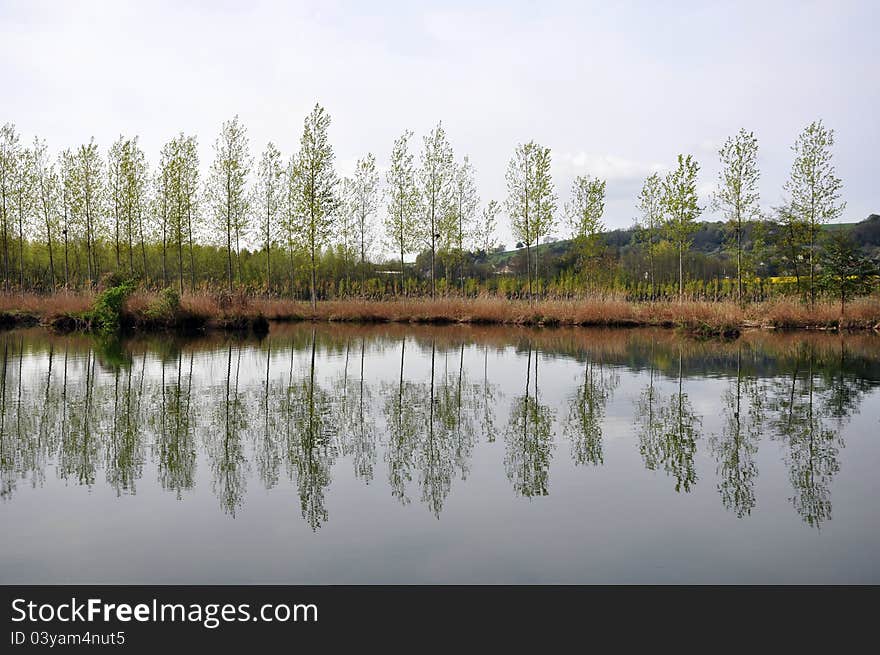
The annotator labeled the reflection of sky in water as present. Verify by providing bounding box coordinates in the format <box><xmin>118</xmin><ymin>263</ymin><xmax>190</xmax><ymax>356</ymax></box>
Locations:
<box><xmin>1</xmin><ymin>325</ymin><xmax>879</xmax><ymax>583</ymax></box>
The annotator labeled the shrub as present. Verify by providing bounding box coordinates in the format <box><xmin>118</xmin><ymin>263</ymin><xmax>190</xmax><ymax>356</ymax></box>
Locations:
<box><xmin>88</xmin><ymin>280</ymin><xmax>136</xmax><ymax>333</ymax></box>
<box><xmin>145</xmin><ymin>287</ymin><xmax>181</xmax><ymax>321</ymax></box>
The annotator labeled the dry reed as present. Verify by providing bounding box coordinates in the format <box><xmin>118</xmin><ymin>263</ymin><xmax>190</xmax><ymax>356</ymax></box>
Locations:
<box><xmin>0</xmin><ymin>291</ymin><xmax>878</xmax><ymax>333</ymax></box>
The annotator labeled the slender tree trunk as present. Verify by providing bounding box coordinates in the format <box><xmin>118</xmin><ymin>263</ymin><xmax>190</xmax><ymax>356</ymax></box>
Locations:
<box><xmin>809</xmin><ymin>220</ymin><xmax>815</xmax><ymax>308</ymax></box>
<box><xmin>84</xmin><ymin>189</ymin><xmax>93</xmax><ymax>287</ymax></box>
<box><xmin>309</xmin><ymin>218</ymin><xmax>317</xmax><ymax>310</ymax></box>
<box><xmin>360</xmin><ymin>238</ymin><xmax>366</xmax><ymax>300</ymax></box>
<box><xmin>1</xmin><ymin>195</ymin><xmax>8</xmax><ymax>292</ymax></box>
<box><xmin>63</xmin><ymin>225</ymin><xmax>69</xmax><ymax>290</ymax></box>
<box><xmin>226</xmin><ymin>176</ymin><xmax>233</xmax><ymax>292</ymax></box>
<box><xmin>524</xmin><ymin>187</ymin><xmax>532</xmax><ymax>303</ymax></box>
<box><xmin>430</xmin><ymin>204</ymin><xmax>436</xmax><ymax>300</ymax></box>
<box><xmin>736</xmin><ymin>214</ymin><xmax>743</xmax><ymax>306</ymax></box>
<box><xmin>114</xmin><ymin>189</ymin><xmax>120</xmax><ymax>270</ymax></box>
<box><xmin>187</xmin><ymin>204</ymin><xmax>195</xmax><ymax>292</ymax></box>
<box><xmin>785</xmin><ymin>223</ymin><xmax>802</xmax><ymax>299</ymax></box>
<box><xmin>535</xmin><ymin>236</ymin><xmax>541</xmax><ymax>300</ymax></box>
<box><xmin>459</xmin><ymin>202</ymin><xmax>464</xmax><ymax>296</ymax></box>
<box><xmin>17</xmin><ymin>200</ymin><xmax>24</xmax><ymax>289</ymax></box>
<box><xmin>525</xmin><ymin>242</ymin><xmax>532</xmax><ymax>304</ymax></box>
<box><xmin>287</xmin><ymin>237</ymin><xmax>294</xmax><ymax>297</ymax></box>
<box><xmin>400</xmin><ymin>232</ymin><xmax>406</xmax><ymax>298</ymax></box>
<box><xmin>265</xmin><ymin>201</ymin><xmax>271</xmax><ymax>296</ymax></box>
<box><xmin>177</xmin><ymin>220</ymin><xmax>184</xmax><ymax>295</ymax></box>
<box><xmin>235</xmin><ymin>226</ymin><xmax>242</xmax><ymax>286</ymax></box>
<box><xmin>127</xmin><ymin>206</ymin><xmax>133</xmax><ymax>274</ymax></box>
<box><xmin>225</xmin><ymin>218</ymin><xmax>233</xmax><ymax>292</ymax></box>
<box><xmin>161</xmin><ymin>211</ymin><xmax>168</xmax><ymax>288</ymax></box>
<box><xmin>46</xmin><ymin>215</ymin><xmax>56</xmax><ymax>289</ymax></box>
<box><xmin>678</xmin><ymin>243</ymin><xmax>684</xmax><ymax>303</ymax></box>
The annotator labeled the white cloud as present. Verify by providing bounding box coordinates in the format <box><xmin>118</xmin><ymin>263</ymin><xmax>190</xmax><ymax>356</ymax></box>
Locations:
<box><xmin>556</xmin><ymin>152</ymin><xmax>665</xmax><ymax>182</ymax></box>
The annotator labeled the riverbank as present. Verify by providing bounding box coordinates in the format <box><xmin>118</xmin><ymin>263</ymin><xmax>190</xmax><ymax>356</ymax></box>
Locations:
<box><xmin>1</xmin><ymin>291</ymin><xmax>879</xmax><ymax>336</ymax></box>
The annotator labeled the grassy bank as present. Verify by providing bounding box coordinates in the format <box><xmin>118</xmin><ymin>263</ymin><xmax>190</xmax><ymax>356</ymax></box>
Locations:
<box><xmin>1</xmin><ymin>291</ymin><xmax>880</xmax><ymax>336</ymax></box>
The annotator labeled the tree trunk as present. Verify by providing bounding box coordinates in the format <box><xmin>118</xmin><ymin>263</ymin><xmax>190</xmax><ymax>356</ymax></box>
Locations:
<box><xmin>678</xmin><ymin>243</ymin><xmax>684</xmax><ymax>303</ymax></box>
<box><xmin>225</xmin><ymin>217</ymin><xmax>233</xmax><ymax>293</ymax></box>
<box><xmin>310</xmin><ymin>221</ymin><xmax>317</xmax><ymax>310</ymax></box>
<box><xmin>17</xmin><ymin>201</ymin><xmax>24</xmax><ymax>289</ymax></box>
<box><xmin>400</xmin><ymin>235</ymin><xmax>406</xmax><ymax>298</ymax></box>
<box><xmin>430</xmin><ymin>207</ymin><xmax>436</xmax><ymax>300</ymax></box>
<box><xmin>177</xmin><ymin>222</ymin><xmax>184</xmax><ymax>296</ymax></box>
<box><xmin>187</xmin><ymin>204</ymin><xmax>195</xmax><ymax>292</ymax></box>
<box><xmin>736</xmin><ymin>216</ymin><xmax>743</xmax><ymax>306</ymax></box>
<box><xmin>63</xmin><ymin>226</ymin><xmax>69</xmax><ymax>290</ymax></box>
<box><xmin>809</xmin><ymin>222</ymin><xmax>815</xmax><ymax>308</ymax></box>
<box><xmin>525</xmin><ymin>242</ymin><xmax>532</xmax><ymax>304</ymax></box>
<box><xmin>45</xmin><ymin>210</ymin><xmax>56</xmax><ymax>290</ymax></box>
<box><xmin>84</xmin><ymin>191</ymin><xmax>93</xmax><ymax>287</ymax></box>
<box><xmin>265</xmin><ymin>204</ymin><xmax>271</xmax><ymax>296</ymax></box>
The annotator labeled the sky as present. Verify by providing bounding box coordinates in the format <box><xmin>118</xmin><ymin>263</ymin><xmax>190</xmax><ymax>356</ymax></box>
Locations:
<box><xmin>1</xmin><ymin>0</ymin><xmax>877</xmax><ymax>252</ymax></box>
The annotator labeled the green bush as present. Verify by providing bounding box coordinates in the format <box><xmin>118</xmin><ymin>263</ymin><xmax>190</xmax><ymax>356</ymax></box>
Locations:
<box><xmin>145</xmin><ymin>287</ymin><xmax>181</xmax><ymax>321</ymax></box>
<box><xmin>88</xmin><ymin>281</ymin><xmax>135</xmax><ymax>333</ymax></box>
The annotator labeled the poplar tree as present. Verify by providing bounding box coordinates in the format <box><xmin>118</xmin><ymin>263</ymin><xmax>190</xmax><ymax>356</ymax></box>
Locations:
<box><xmin>281</xmin><ymin>156</ymin><xmax>300</xmax><ymax>293</ymax></box>
<box><xmin>714</xmin><ymin>129</ymin><xmax>760</xmax><ymax>304</ymax></box>
<box><xmin>418</xmin><ymin>122</ymin><xmax>454</xmax><ymax>298</ymax></box>
<box><xmin>108</xmin><ymin>137</ymin><xmax>126</xmax><ymax>270</ymax></box>
<box><xmin>635</xmin><ymin>173</ymin><xmax>663</xmax><ymax>300</ymax></box>
<box><xmin>155</xmin><ymin>151</ymin><xmax>172</xmax><ymax>287</ymax></box>
<box><xmin>13</xmin><ymin>143</ymin><xmax>34</xmax><ymax>288</ymax></box>
<box><xmin>661</xmin><ymin>154</ymin><xmax>702</xmax><ymax>302</ymax></box>
<box><xmin>784</xmin><ymin>120</ymin><xmax>845</xmax><ymax>307</ymax></box>
<box><xmin>566</xmin><ymin>174</ymin><xmax>606</xmax><ymax>287</ymax></box>
<box><xmin>351</xmin><ymin>153</ymin><xmax>379</xmax><ymax>297</ymax></box>
<box><xmin>123</xmin><ymin>138</ymin><xmax>150</xmax><ymax>280</ymax></box>
<box><xmin>384</xmin><ymin>130</ymin><xmax>419</xmax><ymax>294</ymax></box>
<box><xmin>255</xmin><ymin>141</ymin><xmax>283</xmax><ymax>294</ymax></box>
<box><xmin>451</xmin><ymin>156</ymin><xmax>478</xmax><ymax>293</ymax></box>
<box><xmin>72</xmin><ymin>139</ymin><xmax>103</xmax><ymax>286</ymax></box>
<box><xmin>772</xmin><ymin>203</ymin><xmax>808</xmax><ymax>297</ymax></box>
<box><xmin>177</xmin><ymin>136</ymin><xmax>199</xmax><ymax>291</ymax></box>
<box><xmin>33</xmin><ymin>138</ymin><xmax>59</xmax><ymax>289</ymax></box>
<box><xmin>337</xmin><ymin>176</ymin><xmax>357</xmax><ymax>292</ymax></box>
<box><xmin>0</xmin><ymin>124</ymin><xmax>20</xmax><ymax>290</ymax></box>
<box><xmin>159</xmin><ymin>135</ymin><xmax>200</xmax><ymax>292</ymax></box>
<box><xmin>474</xmin><ymin>200</ymin><xmax>500</xmax><ymax>256</ymax></box>
<box><xmin>531</xmin><ymin>146</ymin><xmax>557</xmax><ymax>296</ymax></box>
<box><xmin>58</xmin><ymin>149</ymin><xmax>75</xmax><ymax>288</ymax></box>
<box><xmin>294</xmin><ymin>103</ymin><xmax>339</xmax><ymax>308</ymax></box>
<box><xmin>206</xmin><ymin>116</ymin><xmax>251</xmax><ymax>292</ymax></box>
<box><xmin>506</xmin><ymin>141</ymin><xmax>554</xmax><ymax>302</ymax></box>
<box><xmin>166</xmin><ymin>138</ymin><xmax>187</xmax><ymax>293</ymax></box>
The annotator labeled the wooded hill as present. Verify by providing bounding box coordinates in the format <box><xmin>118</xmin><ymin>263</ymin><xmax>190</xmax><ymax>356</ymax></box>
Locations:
<box><xmin>490</xmin><ymin>214</ymin><xmax>880</xmax><ymax>267</ymax></box>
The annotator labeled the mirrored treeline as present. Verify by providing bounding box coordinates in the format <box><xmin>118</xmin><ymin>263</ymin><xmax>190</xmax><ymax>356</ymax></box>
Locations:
<box><xmin>1</xmin><ymin>325</ymin><xmax>878</xmax><ymax>532</ymax></box>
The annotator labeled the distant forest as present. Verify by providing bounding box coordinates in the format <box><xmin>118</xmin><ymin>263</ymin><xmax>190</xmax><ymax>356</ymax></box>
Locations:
<box><xmin>0</xmin><ymin>109</ymin><xmax>876</xmax><ymax>305</ymax></box>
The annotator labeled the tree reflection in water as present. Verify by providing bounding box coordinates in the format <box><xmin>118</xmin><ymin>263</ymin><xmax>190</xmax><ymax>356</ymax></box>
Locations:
<box><xmin>710</xmin><ymin>345</ymin><xmax>763</xmax><ymax>518</ymax></box>
<box><xmin>504</xmin><ymin>343</ymin><xmax>554</xmax><ymax>498</ymax></box>
<box><xmin>0</xmin><ymin>327</ymin><xmax>873</xmax><ymax>530</ymax></box>
<box><xmin>637</xmin><ymin>347</ymin><xmax>701</xmax><ymax>493</ymax></box>
<box><xmin>565</xmin><ymin>353</ymin><xmax>618</xmax><ymax>467</ymax></box>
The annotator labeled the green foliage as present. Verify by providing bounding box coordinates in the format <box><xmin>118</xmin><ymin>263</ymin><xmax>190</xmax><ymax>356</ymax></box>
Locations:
<box><xmin>819</xmin><ymin>232</ymin><xmax>878</xmax><ymax>312</ymax></box>
<box><xmin>88</xmin><ymin>279</ymin><xmax>135</xmax><ymax>333</ymax></box>
<box><xmin>145</xmin><ymin>287</ymin><xmax>181</xmax><ymax>321</ymax></box>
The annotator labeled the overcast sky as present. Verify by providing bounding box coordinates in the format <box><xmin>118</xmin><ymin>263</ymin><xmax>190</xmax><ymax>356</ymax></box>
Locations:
<box><xmin>2</xmin><ymin>0</ymin><xmax>876</xmax><ymax>250</ymax></box>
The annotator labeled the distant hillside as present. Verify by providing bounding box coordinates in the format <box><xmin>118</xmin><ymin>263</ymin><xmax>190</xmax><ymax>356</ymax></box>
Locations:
<box><xmin>489</xmin><ymin>214</ymin><xmax>880</xmax><ymax>265</ymax></box>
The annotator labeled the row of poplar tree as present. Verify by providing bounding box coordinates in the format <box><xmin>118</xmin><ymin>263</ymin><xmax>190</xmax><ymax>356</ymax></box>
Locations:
<box><xmin>0</xmin><ymin>104</ymin><xmax>847</xmax><ymax>305</ymax></box>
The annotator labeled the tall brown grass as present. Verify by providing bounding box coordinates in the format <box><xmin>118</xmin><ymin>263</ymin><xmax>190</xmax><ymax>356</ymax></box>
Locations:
<box><xmin>1</xmin><ymin>290</ymin><xmax>879</xmax><ymax>333</ymax></box>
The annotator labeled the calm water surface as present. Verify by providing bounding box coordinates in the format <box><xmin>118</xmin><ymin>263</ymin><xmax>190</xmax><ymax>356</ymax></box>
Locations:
<box><xmin>1</xmin><ymin>324</ymin><xmax>878</xmax><ymax>583</ymax></box>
